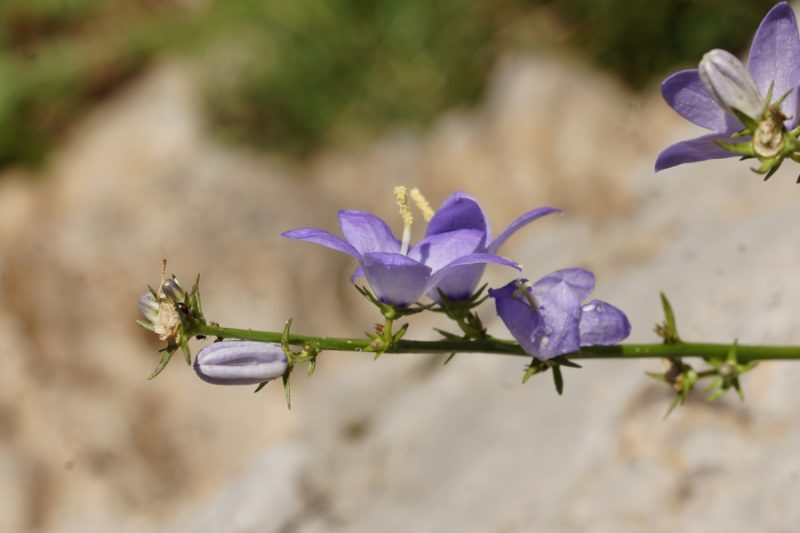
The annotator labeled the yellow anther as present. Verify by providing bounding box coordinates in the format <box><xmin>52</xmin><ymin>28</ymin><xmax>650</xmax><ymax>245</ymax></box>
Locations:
<box><xmin>410</xmin><ymin>188</ymin><xmax>434</xmax><ymax>222</ymax></box>
<box><xmin>393</xmin><ymin>186</ymin><xmax>413</xmax><ymax>227</ymax></box>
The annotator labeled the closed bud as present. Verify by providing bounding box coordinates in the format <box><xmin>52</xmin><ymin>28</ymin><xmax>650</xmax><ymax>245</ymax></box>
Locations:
<box><xmin>138</xmin><ymin>292</ymin><xmax>159</xmax><ymax>323</ymax></box>
<box><xmin>194</xmin><ymin>341</ymin><xmax>288</xmax><ymax>385</ymax></box>
<box><xmin>162</xmin><ymin>277</ymin><xmax>186</xmax><ymax>302</ymax></box>
<box><xmin>699</xmin><ymin>49</ymin><xmax>765</xmax><ymax>121</ymax></box>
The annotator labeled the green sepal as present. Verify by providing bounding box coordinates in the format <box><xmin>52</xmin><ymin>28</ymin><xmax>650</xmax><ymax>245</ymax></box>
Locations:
<box><xmin>730</xmin><ymin>107</ymin><xmax>759</xmax><ymax>132</ymax></box>
<box><xmin>716</xmin><ymin>139</ymin><xmax>756</xmax><ymax>157</ymax></box>
<box><xmin>282</xmin><ymin>372</ymin><xmax>292</xmax><ymax>410</ymax></box>
<box><xmin>392</xmin><ymin>322</ymin><xmax>409</xmax><ymax>344</ymax></box>
<box><xmin>754</xmin><ymin>155</ymin><xmax>782</xmax><ymax>180</ymax></box>
<box><xmin>522</xmin><ymin>364</ymin><xmax>541</xmax><ymax>384</ymax></box>
<box><xmin>180</xmin><ymin>337</ymin><xmax>192</xmax><ymax>366</ymax></box>
<box><xmin>654</xmin><ymin>292</ymin><xmax>680</xmax><ymax>343</ymax></box>
<box><xmin>355</xmin><ymin>285</ymin><xmax>432</xmax><ymax>320</ymax></box>
<box><xmin>656</xmin><ymin>358</ymin><xmax>698</xmax><ymax>418</ymax></box>
<box><xmin>661</xmin><ymin>292</ymin><xmax>677</xmax><ymax>337</ymax></box>
<box><xmin>136</xmin><ymin>319</ymin><xmax>155</xmax><ymax>332</ymax></box>
<box><xmin>280</xmin><ymin>319</ymin><xmax>295</xmax><ymax>366</ymax></box>
<box><xmin>306</xmin><ymin>357</ymin><xmax>317</xmax><ymax>376</ymax></box>
<box><xmin>189</xmin><ymin>273</ymin><xmax>205</xmax><ymax>321</ymax></box>
<box><xmin>664</xmin><ymin>393</ymin><xmax>684</xmax><ymax>419</ymax></box>
<box><xmin>551</xmin><ymin>364</ymin><xmax>564</xmax><ymax>395</ymax></box>
<box><xmin>700</xmin><ymin>340</ymin><xmax>755</xmax><ymax>403</ymax></box>
<box><xmin>550</xmin><ymin>355</ymin><xmax>582</xmax><ymax>369</ymax></box>
<box><xmin>645</xmin><ymin>371</ymin><xmax>667</xmax><ymax>383</ymax></box>
<box><xmin>434</xmin><ymin>286</ymin><xmax>489</xmax><ymax>340</ymax></box>
<box><xmin>732</xmin><ymin>378</ymin><xmax>745</xmax><ymax>402</ymax></box>
<box><xmin>703</xmin><ymin>377</ymin><xmax>725</xmax><ymax>402</ymax></box>
<box><xmin>148</xmin><ymin>347</ymin><xmax>177</xmax><ymax>380</ymax></box>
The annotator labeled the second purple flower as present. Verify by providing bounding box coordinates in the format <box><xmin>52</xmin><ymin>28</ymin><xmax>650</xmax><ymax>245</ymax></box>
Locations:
<box><xmin>489</xmin><ymin>269</ymin><xmax>631</xmax><ymax>360</ymax></box>
<box><xmin>656</xmin><ymin>2</ymin><xmax>800</xmax><ymax>175</ymax></box>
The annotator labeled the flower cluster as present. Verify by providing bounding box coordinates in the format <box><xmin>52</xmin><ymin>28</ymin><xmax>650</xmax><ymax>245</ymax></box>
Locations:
<box><xmin>137</xmin><ymin>262</ymin><xmax>205</xmax><ymax>379</ymax></box>
<box><xmin>282</xmin><ymin>188</ymin><xmax>630</xmax><ymax>362</ymax></box>
<box><xmin>657</xmin><ymin>2</ymin><xmax>800</xmax><ymax>180</ymax></box>
<box><xmin>133</xmin><ymin>2</ymin><xmax>799</xmax><ymax>411</ymax></box>
<box><xmin>139</xmin><ymin>188</ymin><xmax>632</xmax><ymax>394</ymax></box>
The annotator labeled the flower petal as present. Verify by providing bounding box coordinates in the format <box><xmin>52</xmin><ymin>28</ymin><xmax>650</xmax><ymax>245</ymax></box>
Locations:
<box><xmin>699</xmin><ymin>49</ymin><xmax>765</xmax><ymax>121</ymax></box>
<box><xmin>281</xmin><ymin>228</ymin><xmax>360</xmax><ymax>258</ymax></box>
<box><xmin>338</xmin><ymin>210</ymin><xmax>401</xmax><ymax>254</ymax></box>
<box><xmin>654</xmin><ymin>133</ymin><xmax>739</xmax><ymax>172</ymax></box>
<box><xmin>425</xmin><ymin>252</ymin><xmax>519</xmax><ymax>296</ymax></box>
<box><xmin>426</xmin><ymin>264</ymin><xmax>486</xmax><ymax>302</ymax></box>
<box><xmin>360</xmin><ymin>252</ymin><xmax>431</xmax><ymax>307</ymax></box>
<box><xmin>489</xmin><ymin>280</ymin><xmax>544</xmax><ymax>358</ymax></box>
<box><xmin>533</xmin><ymin>268</ymin><xmax>595</xmax><ymax>302</ymax></box>
<box><xmin>408</xmin><ymin>229</ymin><xmax>485</xmax><ymax>272</ymax></box>
<box><xmin>487</xmin><ymin>207</ymin><xmax>561</xmax><ymax>255</ymax></box>
<box><xmin>529</xmin><ymin>271</ymin><xmax>588</xmax><ymax>358</ymax></box>
<box><xmin>425</xmin><ymin>192</ymin><xmax>490</xmax><ymax>238</ymax></box>
<box><xmin>351</xmin><ymin>266</ymin><xmax>365</xmax><ymax>282</ymax></box>
<box><xmin>579</xmin><ymin>300</ymin><xmax>631</xmax><ymax>346</ymax></box>
<box><xmin>661</xmin><ymin>69</ymin><xmax>741</xmax><ymax>131</ymax></box>
<box><xmin>194</xmin><ymin>341</ymin><xmax>288</xmax><ymax>385</ymax></box>
<box><xmin>748</xmin><ymin>1</ymin><xmax>800</xmax><ymax>124</ymax></box>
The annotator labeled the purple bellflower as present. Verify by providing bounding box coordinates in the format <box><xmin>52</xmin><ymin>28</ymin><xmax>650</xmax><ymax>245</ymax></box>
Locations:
<box><xmin>489</xmin><ymin>269</ymin><xmax>631</xmax><ymax>360</ymax></box>
<box><xmin>656</xmin><ymin>2</ymin><xmax>800</xmax><ymax>174</ymax></box>
<box><xmin>421</xmin><ymin>192</ymin><xmax>559</xmax><ymax>301</ymax></box>
<box><xmin>282</xmin><ymin>189</ymin><xmax>555</xmax><ymax>307</ymax></box>
<box><xmin>194</xmin><ymin>341</ymin><xmax>288</xmax><ymax>385</ymax></box>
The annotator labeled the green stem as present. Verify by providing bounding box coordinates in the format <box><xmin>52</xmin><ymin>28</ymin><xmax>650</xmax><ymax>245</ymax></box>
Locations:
<box><xmin>382</xmin><ymin>316</ymin><xmax>394</xmax><ymax>347</ymax></box>
<box><xmin>191</xmin><ymin>323</ymin><xmax>800</xmax><ymax>362</ymax></box>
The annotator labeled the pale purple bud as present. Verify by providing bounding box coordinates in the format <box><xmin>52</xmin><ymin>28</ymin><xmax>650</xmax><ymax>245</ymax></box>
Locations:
<box><xmin>162</xmin><ymin>277</ymin><xmax>186</xmax><ymax>302</ymax></box>
<box><xmin>138</xmin><ymin>292</ymin><xmax>159</xmax><ymax>323</ymax></box>
<box><xmin>699</xmin><ymin>49</ymin><xmax>765</xmax><ymax>120</ymax></box>
<box><xmin>194</xmin><ymin>341</ymin><xmax>288</xmax><ymax>385</ymax></box>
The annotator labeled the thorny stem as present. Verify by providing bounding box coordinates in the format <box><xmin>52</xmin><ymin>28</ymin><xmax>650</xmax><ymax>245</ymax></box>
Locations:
<box><xmin>191</xmin><ymin>323</ymin><xmax>800</xmax><ymax>362</ymax></box>
<box><xmin>382</xmin><ymin>316</ymin><xmax>394</xmax><ymax>347</ymax></box>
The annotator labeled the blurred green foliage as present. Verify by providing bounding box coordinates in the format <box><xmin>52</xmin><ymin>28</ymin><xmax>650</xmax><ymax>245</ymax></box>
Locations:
<box><xmin>0</xmin><ymin>0</ymin><xmax>195</xmax><ymax>167</ymax></box>
<box><xmin>202</xmin><ymin>0</ymin><xmax>493</xmax><ymax>156</ymax></box>
<box><xmin>0</xmin><ymin>0</ymin><xmax>780</xmax><ymax>167</ymax></box>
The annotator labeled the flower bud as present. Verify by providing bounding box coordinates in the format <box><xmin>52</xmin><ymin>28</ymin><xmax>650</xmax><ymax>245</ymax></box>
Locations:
<box><xmin>162</xmin><ymin>277</ymin><xmax>186</xmax><ymax>302</ymax></box>
<box><xmin>699</xmin><ymin>49</ymin><xmax>764</xmax><ymax>120</ymax></box>
<box><xmin>138</xmin><ymin>292</ymin><xmax>159</xmax><ymax>323</ymax></box>
<box><xmin>194</xmin><ymin>341</ymin><xmax>288</xmax><ymax>385</ymax></box>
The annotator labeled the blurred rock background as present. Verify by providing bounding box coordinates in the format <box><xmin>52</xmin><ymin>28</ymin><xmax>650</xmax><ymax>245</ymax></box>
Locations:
<box><xmin>1</xmin><ymin>1</ymin><xmax>798</xmax><ymax>531</ymax></box>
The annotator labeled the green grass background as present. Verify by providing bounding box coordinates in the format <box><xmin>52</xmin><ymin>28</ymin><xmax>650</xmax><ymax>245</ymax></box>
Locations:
<box><xmin>0</xmin><ymin>0</ymin><xmax>776</xmax><ymax>167</ymax></box>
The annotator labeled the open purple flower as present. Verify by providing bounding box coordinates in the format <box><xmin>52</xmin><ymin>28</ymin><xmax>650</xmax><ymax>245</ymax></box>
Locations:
<box><xmin>422</xmin><ymin>192</ymin><xmax>559</xmax><ymax>301</ymax></box>
<box><xmin>656</xmin><ymin>2</ymin><xmax>800</xmax><ymax>171</ymax></box>
<box><xmin>282</xmin><ymin>192</ymin><xmax>527</xmax><ymax>307</ymax></box>
<box><xmin>489</xmin><ymin>269</ymin><xmax>630</xmax><ymax>360</ymax></box>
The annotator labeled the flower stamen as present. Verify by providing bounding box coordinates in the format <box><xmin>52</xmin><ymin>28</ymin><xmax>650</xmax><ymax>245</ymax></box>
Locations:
<box><xmin>394</xmin><ymin>185</ymin><xmax>413</xmax><ymax>255</ymax></box>
<box><xmin>410</xmin><ymin>188</ymin><xmax>434</xmax><ymax>222</ymax></box>
<box><xmin>513</xmin><ymin>280</ymin><xmax>538</xmax><ymax>310</ymax></box>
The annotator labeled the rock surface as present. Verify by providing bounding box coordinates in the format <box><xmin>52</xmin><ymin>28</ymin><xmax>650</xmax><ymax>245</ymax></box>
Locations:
<box><xmin>1</xmin><ymin>53</ymin><xmax>799</xmax><ymax>532</ymax></box>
